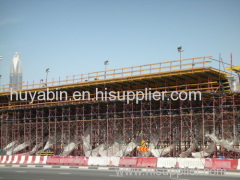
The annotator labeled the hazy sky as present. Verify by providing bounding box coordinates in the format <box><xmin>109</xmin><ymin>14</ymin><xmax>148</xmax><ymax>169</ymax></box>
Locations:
<box><xmin>0</xmin><ymin>0</ymin><xmax>239</xmax><ymax>86</ymax></box>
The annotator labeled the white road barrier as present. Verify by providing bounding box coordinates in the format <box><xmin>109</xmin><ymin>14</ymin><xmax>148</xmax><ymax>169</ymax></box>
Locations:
<box><xmin>157</xmin><ymin>158</ymin><xmax>177</xmax><ymax>168</ymax></box>
<box><xmin>237</xmin><ymin>159</ymin><xmax>240</xmax><ymax>170</ymax></box>
<box><xmin>178</xmin><ymin>158</ymin><xmax>205</xmax><ymax>169</ymax></box>
<box><xmin>88</xmin><ymin>157</ymin><xmax>120</xmax><ymax>166</ymax></box>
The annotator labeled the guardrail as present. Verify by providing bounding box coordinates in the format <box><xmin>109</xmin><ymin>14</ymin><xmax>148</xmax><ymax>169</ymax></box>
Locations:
<box><xmin>0</xmin><ymin>56</ymin><xmax>211</xmax><ymax>92</ymax></box>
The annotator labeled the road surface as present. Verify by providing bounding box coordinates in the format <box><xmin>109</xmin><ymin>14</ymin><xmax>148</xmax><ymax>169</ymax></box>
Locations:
<box><xmin>0</xmin><ymin>167</ymin><xmax>239</xmax><ymax>180</ymax></box>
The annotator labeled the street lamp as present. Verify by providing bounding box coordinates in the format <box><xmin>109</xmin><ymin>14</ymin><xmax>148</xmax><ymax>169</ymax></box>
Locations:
<box><xmin>45</xmin><ymin>68</ymin><xmax>50</xmax><ymax>84</ymax></box>
<box><xmin>177</xmin><ymin>46</ymin><xmax>184</xmax><ymax>60</ymax></box>
<box><xmin>104</xmin><ymin>60</ymin><xmax>109</xmax><ymax>79</ymax></box>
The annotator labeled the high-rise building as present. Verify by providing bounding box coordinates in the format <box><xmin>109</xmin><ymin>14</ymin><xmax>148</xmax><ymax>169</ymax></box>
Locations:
<box><xmin>10</xmin><ymin>52</ymin><xmax>22</xmax><ymax>89</ymax></box>
<box><xmin>0</xmin><ymin>56</ymin><xmax>2</xmax><ymax>87</ymax></box>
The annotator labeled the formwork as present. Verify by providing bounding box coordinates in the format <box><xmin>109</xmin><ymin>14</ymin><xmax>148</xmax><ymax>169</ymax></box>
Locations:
<box><xmin>0</xmin><ymin>56</ymin><xmax>240</xmax><ymax>158</ymax></box>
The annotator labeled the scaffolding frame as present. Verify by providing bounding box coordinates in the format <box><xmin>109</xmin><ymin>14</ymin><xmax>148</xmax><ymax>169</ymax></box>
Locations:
<box><xmin>0</xmin><ymin>56</ymin><xmax>240</xmax><ymax>158</ymax></box>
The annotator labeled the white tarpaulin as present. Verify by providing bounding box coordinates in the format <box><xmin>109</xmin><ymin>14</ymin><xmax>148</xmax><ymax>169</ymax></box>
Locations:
<box><xmin>192</xmin><ymin>143</ymin><xmax>214</xmax><ymax>158</ymax></box>
<box><xmin>3</xmin><ymin>141</ymin><xmax>17</xmax><ymax>151</ymax></box>
<box><xmin>43</xmin><ymin>141</ymin><xmax>54</xmax><ymax>150</ymax></box>
<box><xmin>150</xmin><ymin>144</ymin><xmax>175</xmax><ymax>157</ymax></box>
<box><xmin>62</xmin><ymin>142</ymin><xmax>76</xmax><ymax>156</ymax></box>
<box><xmin>206</xmin><ymin>133</ymin><xmax>240</xmax><ymax>152</ymax></box>
<box><xmin>13</xmin><ymin>142</ymin><xmax>30</xmax><ymax>154</ymax></box>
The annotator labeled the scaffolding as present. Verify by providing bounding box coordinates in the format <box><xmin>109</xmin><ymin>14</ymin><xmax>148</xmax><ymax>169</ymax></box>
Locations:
<box><xmin>0</xmin><ymin>56</ymin><xmax>240</xmax><ymax>158</ymax></box>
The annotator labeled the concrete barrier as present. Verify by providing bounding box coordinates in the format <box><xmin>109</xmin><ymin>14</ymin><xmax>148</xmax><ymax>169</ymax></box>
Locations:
<box><xmin>57</xmin><ymin>156</ymin><xmax>84</xmax><ymax>165</ymax></box>
<box><xmin>6</xmin><ymin>156</ymin><xmax>13</xmax><ymax>163</ymax></box>
<box><xmin>41</xmin><ymin>156</ymin><xmax>48</xmax><ymax>164</ymax></box>
<box><xmin>88</xmin><ymin>157</ymin><xmax>120</xmax><ymax>166</ymax></box>
<box><xmin>12</xmin><ymin>156</ymin><xmax>20</xmax><ymax>164</ymax></box>
<box><xmin>19</xmin><ymin>156</ymin><xmax>26</xmax><ymax>164</ymax></box>
<box><xmin>0</xmin><ymin>156</ymin><xmax>7</xmax><ymax>163</ymax></box>
<box><xmin>0</xmin><ymin>155</ymin><xmax>48</xmax><ymax>164</ymax></box>
<box><xmin>34</xmin><ymin>156</ymin><xmax>45</xmax><ymax>164</ymax></box>
<box><xmin>178</xmin><ymin>158</ymin><xmax>205</xmax><ymax>169</ymax></box>
<box><xmin>59</xmin><ymin>157</ymin><xmax>73</xmax><ymax>165</ymax></box>
<box><xmin>157</xmin><ymin>158</ymin><xmax>177</xmax><ymax>168</ymax></box>
<box><xmin>26</xmin><ymin>156</ymin><xmax>34</xmax><ymax>164</ymax></box>
<box><xmin>216</xmin><ymin>159</ymin><xmax>238</xmax><ymax>170</ymax></box>
<box><xmin>107</xmin><ymin>157</ymin><xmax>120</xmax><ymax>166</ymax></box>
<box><xmin>238</xmin><ymin>159</ymin><xmax>240</xmax><ymax>170</ymax></box>
<box><xmin>0</xmin><ymin>155</ymin><xmax>239</xmax><ymax>170</ymax></box>
<box><xmin>136</xmin><ymin>157</ymin><xmax>157</xmax><ymax>167</ymax></box>
<box><xmin>66</xmin><ymin>156</ymin><xmax>88</xmax><ymax>165</ymax></box>
<box><xmin>46</xmin><ymin>156</ymin><xmax>61</xmax><ymax>165</ymax></box>
<box><xmin>205</xmin><ymin>158</ymin><xmax>238</xmax><ymax>170</ymax></box>
<box><xmin>119</xmin><ymin>157</ymin><xmax>138</xmax><ymax>167</ymax></box>
<box><xmin>88</xmin><ymin>157</ymin><xmax>105</xmax><ymax>166</ymax></box>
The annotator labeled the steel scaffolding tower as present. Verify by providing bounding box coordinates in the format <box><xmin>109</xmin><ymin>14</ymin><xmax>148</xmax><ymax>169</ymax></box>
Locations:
<box><xmin>0</xmin><ymin>56</ymin><xmax>240</xmax><ymax>158</ymax></box>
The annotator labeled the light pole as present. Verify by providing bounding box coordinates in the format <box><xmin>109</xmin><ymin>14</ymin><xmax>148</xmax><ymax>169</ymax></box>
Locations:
<box><xmin>177</xmin><ymin>46</ymin><xmax>184</xmax><ymax>60</ymax></box>
<box><xmin>45</xmin><ymin>68</ymin><xmax>50</xmax><ymax>84</ymax></box>
<box><xmin>104</xmin><ymin>60</ymin><xmax>109</xmax><ymax>79</ymax></box>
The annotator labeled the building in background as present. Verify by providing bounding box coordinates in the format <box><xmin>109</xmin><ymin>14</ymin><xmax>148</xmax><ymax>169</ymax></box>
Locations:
<box><xmin>10</xmin><ymin>52</ymin><xmax>22</xmax><ymax>89</ymax></box>
<box><xmin>0</xmin><ymin>56</ymin><xmax>2</xmax><ymax>87</ymax></box>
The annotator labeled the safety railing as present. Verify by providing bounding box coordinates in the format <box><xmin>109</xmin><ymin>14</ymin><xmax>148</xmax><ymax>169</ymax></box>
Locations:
<box><xmin>0</xmin><ymin>56</ymin><xmax>211</xmax><ymax>92</ymax></box>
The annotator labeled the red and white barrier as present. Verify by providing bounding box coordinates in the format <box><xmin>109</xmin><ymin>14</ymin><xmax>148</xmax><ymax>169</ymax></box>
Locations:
<box><xmin>33</xmin><ymin>156</ymin><xmax>40</xmax><ymax>164</ymax></box>
<box><xmin>19</xmin><ymin>156</ymin><xmax>26</xmax><ymax>164</ymax></box>
<box><xmin>0</xmin><ymin>155</ymin><xmax>239</xmax><ymax>170</ymax></box>
<box><xmin>41</xmin><ymin>156</ymin><xmax>48</xmax><ymax>164</ymax></box>
<box><xmin>0</xmin><ymin>155</ymin><xmax>51</xmax><ymax>164</ymax></box>
<box><xmin>33</xmin><ymin>156</ymin><xmax>48</xmax><ymax>164</ymax></box>
<box><xmin>26</xmin><ymin>156</ymin><xmax>34</xmax><ymax>164</ymax></box>
<box><xmin>19</xmin><ymin>155</ymin><xmax>36</xmax><ymax>164</ymax></box>
<box><xmin>6</xmin><ymin>156</ymin><xmax>13</xmax><ymax>163</ymax></box>
<box><xmin>0</xmin><ymin>156</ymin><xmax>7</xmax><ymax>163</ymax></box>
<box><xmin>12</xmin><ymin>156</ymin><xmax>20</xmax><ymax>164</ymax></box>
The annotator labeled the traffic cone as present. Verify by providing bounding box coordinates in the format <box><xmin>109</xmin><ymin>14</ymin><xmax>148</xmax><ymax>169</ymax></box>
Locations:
<box><xmin>175</xmin><ymin>162</ymin><xmax>179</xmax><ymax>168</ymax></box>
<box><xmin>109</xmin><ymin>160</ymin><xmax>113</xmax><ymax>166</ymax></box>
